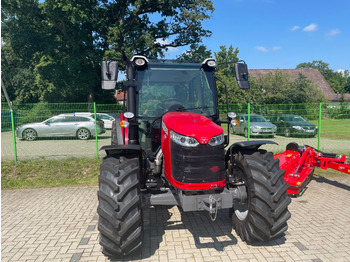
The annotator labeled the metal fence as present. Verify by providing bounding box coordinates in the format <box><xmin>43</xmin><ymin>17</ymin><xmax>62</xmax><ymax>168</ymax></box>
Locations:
<box><xmin>2</xmin><ymin>102</ymin><xmax>350</xmax><ymax>162</ymax></box>
<box><xmin>1</xmin><ymin>103</ymin><xmax>123</xmax><ymax>161</ymax></box>
<box><xmin>220</xmin><ymin>102</ymin><xmax>350</xmax><ymax>154</ymax></box>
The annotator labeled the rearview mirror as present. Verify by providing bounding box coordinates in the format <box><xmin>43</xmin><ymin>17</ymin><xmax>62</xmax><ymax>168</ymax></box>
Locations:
<box><xmin>235</xmin><ymin>62</ymin><xmax>250</xmax><ymax>89</ymax></box>
<box><xmin>101</xmin><ymin>61</ymin><xmax>118</xmax><ymax>90</ymax></box>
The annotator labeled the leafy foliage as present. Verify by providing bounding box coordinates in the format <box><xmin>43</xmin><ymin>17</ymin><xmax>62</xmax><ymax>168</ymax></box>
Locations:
<box><xmin>2</xmin><ymin>0</ymin><xmax>214</xmax><ymax>103</ymax></box>
<box><xmin>296</xmin><ymin>60</ymin><xmax>350</xmax><ymax>95</ymax></box>
<box><xmin>212</xmin><ymin>46</ymin><xmax>325</xmax><ymax>104</ymax></box>
<box><xmin>249</xmin><ymin>71</ymin><xmax>327</xmax><ymax>104</ymax></box>
<box><xmin>214</xmin><ymin>45</ymin><xmax>251</xmax><ymax>104</ymax></box>
<box><xmin>176</xmin><ymin>43</ymin><xmax>213</xmax><ymax>62</ymax></box>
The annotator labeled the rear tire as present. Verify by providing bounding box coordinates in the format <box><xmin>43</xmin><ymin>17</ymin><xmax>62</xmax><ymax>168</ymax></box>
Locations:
<box><xmin>97</xmin><ymin>155</ymin><xmax>143</xmax><ymax>258</ymax></box>
<box><xmin>230</xmin><ymin>150</ymin><xmax>291</xmax><ymax>242</ymax></box>
<box><xmin>77</xmin><ymin>128</ymin><xmax>90</xmax><ymax>140</ymax></box>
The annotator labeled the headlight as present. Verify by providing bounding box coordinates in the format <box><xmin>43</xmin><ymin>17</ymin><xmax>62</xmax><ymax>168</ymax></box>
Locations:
<box><xmin>292</xmin><ymin>126</ymin><xmax>303</xmax><ymax>130</ymax></box>
<box><xmin>251</xmin><ymin>126</ymin><xmax>261</xmax><ymax>131</ymax></box>
<box><xmin>170</xmin><ymin>130</ymin><xmax>199</xmax><ymax>147</ymax></box>
<box><xmin>209</xmin><ymin>133</ymin><xmax>224</xmax><ymax>146</ymax></box>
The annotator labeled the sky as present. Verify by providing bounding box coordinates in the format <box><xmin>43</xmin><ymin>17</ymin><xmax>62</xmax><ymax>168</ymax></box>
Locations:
<box><xmin>166</xmin><ymin>0</ymin><xmax>349</xmax><ymax>71</ymax></box>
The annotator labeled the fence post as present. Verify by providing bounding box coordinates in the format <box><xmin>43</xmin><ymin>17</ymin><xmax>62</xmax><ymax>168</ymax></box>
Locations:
<box><xmin>317</xmin><ymin>103</ymin><xmax>322</xmax><ymax>150</ymax></box>
<box><xmin>93</xmin><ymin>102</ymin><xmax>99</xmax><ymax>159</ymax></box>
<box><xmin>11</xmin><ymin>109</ymin><xmax>18</xmax><ymax>162</ymax></box>
<box><xmin>247</xmin><ymin>103</ymin><xmax>250</xmax><ymax>141</ymax></box>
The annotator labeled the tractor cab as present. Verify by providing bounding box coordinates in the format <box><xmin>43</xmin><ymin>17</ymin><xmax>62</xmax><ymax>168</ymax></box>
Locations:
<box><xmin>101</xmin><ymin>56</ymin><xmax>248</xmax><ymax>156</ymax></box>
<box><xmin>133</xmin><ymin>57</ymin><xmax>219</xmax><ymax>159</ymax></box>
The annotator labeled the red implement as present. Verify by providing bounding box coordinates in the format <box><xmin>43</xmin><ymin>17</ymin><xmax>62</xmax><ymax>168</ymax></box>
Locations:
<box><xmin>275</xmin><ymin>143</ymin><xmax>350</xmax><ymax>196</ymax></box>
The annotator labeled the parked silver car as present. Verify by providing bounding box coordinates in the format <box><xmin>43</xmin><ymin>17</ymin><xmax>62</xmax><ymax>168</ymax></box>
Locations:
<box><xmin>16</xmin><ymin>114</ymin><xmax>105</xmax><ymax>141</ymax></box>
<box><xmin>231</xmin><ymin>114</ymin><xmax>277</xmax><ymax>138</ymax></box>
<box><xmin>62</xmin><ymin>112</ymin><xmax>115</xmax><ymax>129</ymax></box>
<box><xmin>96</xmin><ymin>113</ymin><xmax>115</xmax><ymax>129</ymax></box>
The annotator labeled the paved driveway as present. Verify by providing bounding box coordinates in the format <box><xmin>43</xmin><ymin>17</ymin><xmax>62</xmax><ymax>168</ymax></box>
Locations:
<box><xmin>2</xmin><ymin>174</ymin><xmax>350</xmax><ymax>262</ymax></box>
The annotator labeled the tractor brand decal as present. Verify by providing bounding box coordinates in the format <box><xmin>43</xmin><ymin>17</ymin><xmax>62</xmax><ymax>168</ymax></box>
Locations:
<box><xmin>200</xmin><ymin>137</ymin><xmax>208</xmax><ymax>144</ymax></box>
<box><xmin>162</xmin><ymin>122</ymin><xmax>168</xmax><ymax>136</ymax></box>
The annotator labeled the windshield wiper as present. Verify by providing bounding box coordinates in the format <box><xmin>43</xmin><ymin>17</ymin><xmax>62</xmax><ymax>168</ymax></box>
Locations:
<box><xmin>175</xmin><ymin>106</ymin><xmax>210</xmax><ymax>113</ymax></box>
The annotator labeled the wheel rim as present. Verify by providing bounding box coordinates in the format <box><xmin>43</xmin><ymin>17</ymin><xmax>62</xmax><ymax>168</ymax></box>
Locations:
<box><xmin>234</xmin><ymin>202</ymin><xmax>249</xmax><ymax>221</ymax></box>
<box><xmin>23</xmin><ymin>129</ymin><xmax>37</xmax><ymax>141</ymax></box>
<box><xmin>77</xmin><ymin>129</ymin><xmax>90</xmax><ymax>140</ymax></box>
<box><xmin>284</xmin><ymin>129</ymin><xmax>290</xmax><ymax>137</ymax></box>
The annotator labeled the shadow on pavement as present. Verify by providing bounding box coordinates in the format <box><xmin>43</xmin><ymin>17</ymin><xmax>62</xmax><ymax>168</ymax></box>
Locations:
<box><xmin>117</xmin><ymin>205</ymin><xmax>287</xmax><ymax>261</ymax></box>
<box><xmin>313</xmin><ymin>175</ymin><xmax>350</xmax><ymax>192</ymax></box>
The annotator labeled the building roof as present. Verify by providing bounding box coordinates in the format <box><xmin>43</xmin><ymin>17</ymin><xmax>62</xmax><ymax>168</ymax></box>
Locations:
<box><xmin>249</xmin><ymin>69</ymin><xmax>350</xmax><ymax>102</ymax></box>
<box><xmin>114</xmin><ymin>90</ymin><xmax>125</xmax><ymax>101</ymax></box>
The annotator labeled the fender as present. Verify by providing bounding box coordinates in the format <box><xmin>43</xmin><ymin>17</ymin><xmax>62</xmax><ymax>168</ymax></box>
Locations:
<box><xmin>100</xmin><ymin>144</ymin><xmax>141</xmax><ymax>156</ymax></box>
<box><xmin>225</xmin><ymin>140</ymin><xmax>278</xmax><ymax>165</ymax></box>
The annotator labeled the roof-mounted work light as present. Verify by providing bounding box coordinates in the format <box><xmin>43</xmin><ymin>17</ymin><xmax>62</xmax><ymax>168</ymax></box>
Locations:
<box><xmin>131</xmin><ymin>55</ymin><xmax>149</xmax><ymax>68</ymax></box>
<box><xmin>202</xmin><ymin>58</ymin><xmax>217</xmax><ymax>71</ymax></box>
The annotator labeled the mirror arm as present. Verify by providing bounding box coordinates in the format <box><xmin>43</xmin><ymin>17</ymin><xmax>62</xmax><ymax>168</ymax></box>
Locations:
<box><xmin>216</xmin><ymin>60</ymin><xmax>246</xmax><ymax>70</ymax></box>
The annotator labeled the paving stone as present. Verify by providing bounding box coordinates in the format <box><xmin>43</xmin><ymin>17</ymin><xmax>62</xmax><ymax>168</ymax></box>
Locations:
<box><xmin>2</xmin><ymin>175</ymin><xmax>350</xmax><ymax>261</ymax></box>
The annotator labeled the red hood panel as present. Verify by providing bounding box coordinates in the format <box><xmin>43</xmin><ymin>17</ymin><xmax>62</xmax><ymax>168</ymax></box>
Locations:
<box><xmin>162</xmin><ymin>112</ymin><xmax>223</xmax><ymax>144</ymax></box>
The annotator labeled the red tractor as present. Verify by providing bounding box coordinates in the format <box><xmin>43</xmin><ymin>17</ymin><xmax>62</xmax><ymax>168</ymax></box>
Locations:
<box><xmin>97</xmin><ymin>55</ymin><xmax>291</xmax><ymax>258</ymax></box>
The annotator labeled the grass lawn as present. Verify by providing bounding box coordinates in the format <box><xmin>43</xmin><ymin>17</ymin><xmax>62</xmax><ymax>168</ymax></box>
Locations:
<box><xmin>1</xmin><ymin>158</ymin><xmax>101</xmax><ymax>189</ymax></box>
<box><xmin>310</xmin><ymin>118</ymin><xmax>350</xmax><ymax>140</ymax></box>
<box><xmin>2</xmin><ymin>154</ymin><xmax>346</xmax><ymax>190</ymax></box>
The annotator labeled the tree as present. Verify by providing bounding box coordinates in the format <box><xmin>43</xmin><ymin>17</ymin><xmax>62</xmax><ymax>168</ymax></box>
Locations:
<box><xmin>101</xmin><ymin>0</ymin><xmax>214</xmax><ymax>59</ymax></box>
<box><xmin>2</xmin><ymin>0</ymin><xmax>102</xmax><ymax>103</ymax></box>
<box><xmin>296</xmin><ymin>60</ymin><xmax>332</xmax><ymax>76</ymax></box>
<box><xmin>296</xmin><ymin>60</ymin><xmax>349</xmax><ymax>94</ymax></box>
<box><xmin>249</xmin><ymin>70</ymin><xmax>326</xmax><ymax>104</ymax></box>
<box><xmin>344</xmin><ymin>70</ymin><xmax>350</xmax><ymax>93</ymax></box>
<box><xmin>176</xmin><ymin>43</ymin><xmax>212</xmax><ymax>61</ymax></box>
<box><xmin>1</xmin><ymin>0</ymin><xmax>215</xmax><ymax>103</ymax></box>
<box><xmin>213</xmin><ymin>45</ymin><xmax>254</xmax><ymax>104</ymax></box>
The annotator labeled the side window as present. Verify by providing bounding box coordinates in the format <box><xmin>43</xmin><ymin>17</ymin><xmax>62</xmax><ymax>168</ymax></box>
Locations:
<box><xmin>50</xmin><ymin>116</ymin><xmax>65</xmax><ymax>123</ymax></box>
<box><xmin>80</xmin><ymin>117</ymin><xmax>90</xmax><ymax>122</ymax></box>
<box><xmin>65</xmin><ymin>116</ymin><xmax>76</xmax><ymax>122</ymax></box>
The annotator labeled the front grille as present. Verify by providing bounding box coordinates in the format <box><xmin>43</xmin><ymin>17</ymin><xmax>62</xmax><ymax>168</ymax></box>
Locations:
<box><xmin>170</xmin><ymin>141</ymin><xmax>226</xmax><ymax>184</ymax></box>
<box><xmin>260</xmin><ymin>128</ymin><xmax>273</xmax><ymax>133</ymax></box>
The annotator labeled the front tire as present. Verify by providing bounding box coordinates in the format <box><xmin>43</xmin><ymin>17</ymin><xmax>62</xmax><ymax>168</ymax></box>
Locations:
<box><xmin>244</xmin><ymin>129</ymin><xmax>248</xmax><ymax>138</ymax></box>
<box><xmin>230</xmin><ymin>150</ymin><xmax>291</xmax><ymax>242</ymax></box>
<box><xmin>22</xmin><ymin>128</ymin><xmax>37</xmax><ymax>141</ymax></box>
<box><xmin>284</xmin><ymin>128</ymin><xmax>291</xmax><ymax>137</ymax></box>
<box><xmin>97</xmin><ymin>155</ymin><xmax>143</xmax><ymax>258</ymax></box>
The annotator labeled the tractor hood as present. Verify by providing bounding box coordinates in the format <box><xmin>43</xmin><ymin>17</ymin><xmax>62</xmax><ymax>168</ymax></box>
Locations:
<box><xmin>162</xmin><ymin>112</ymin><xmax>223</xmax><ymax>144</ymax></box>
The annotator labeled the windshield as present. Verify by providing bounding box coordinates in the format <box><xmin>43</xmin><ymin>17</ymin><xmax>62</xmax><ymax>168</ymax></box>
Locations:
<box><xmin>244</xmin><ymin>115</ymin><xmax>267</xmax><ymax>122</ymax></box>
<box><xmin>136</xmin><ymin>64</ymin><xmax>216</xmax><ymax>118</ymax></box>
<box><xmin>284</xmin><ymin>115</ymin><xmax>307</xmax><ymax>122</ymax></box>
